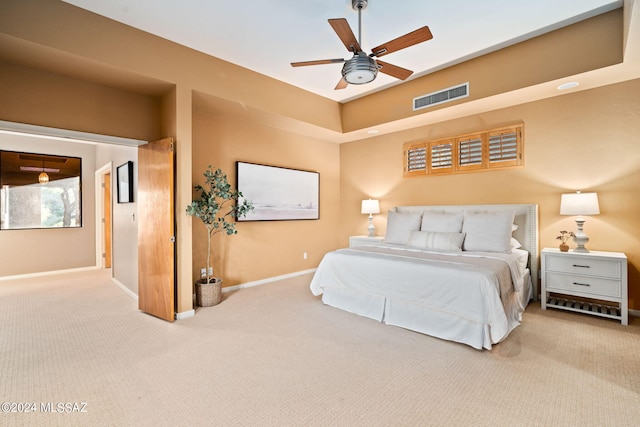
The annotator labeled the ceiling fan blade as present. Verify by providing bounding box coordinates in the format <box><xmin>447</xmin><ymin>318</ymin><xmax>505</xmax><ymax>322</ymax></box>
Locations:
<box><xmin>370</xmin><ymin>26</ymin><xmax>433</xmax><ymax>57</ymax></box>
<box><xmin>335</xmin><ymin>77</ymin><xmax>348</xmax><ymax>90</ymax></box>
<box><xmin>376</xmin><ymin>60</ymin><xmax>413</xmax><ymax>80</ymax></box>
<box><xmin>328</xmin><ymin>18</ymin><xmax>362</xmax><ymax>53</ymax></box>
<box><xmin>291</xmin><ymin>58</ymin><xmax>345</xmax><ymax>67</ymax></box>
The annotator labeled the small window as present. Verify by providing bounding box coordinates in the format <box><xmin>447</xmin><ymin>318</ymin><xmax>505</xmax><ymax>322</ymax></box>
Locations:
<box><xmin>457</xmin><ymin>134</ymin><xmax>484</xmax><ymax>172</ymax></box>
<box><xmin>0</xmin><ymin>150</ymin><xmax>82</xmax><ymax>230</ymax></box>
<box><xmin>403</xmin><ymin>124</ymin><xmax>523</xmax><ymax>177</ymax></box>
<box><xmin>404</xmin><ymin>144</ymin><xmax>427</xmax><ymax>177</ymax></box>
<box><xmin>428</xmin><ymin>140</ymin><xmax>454</xmax><ymax>174</ymax></box>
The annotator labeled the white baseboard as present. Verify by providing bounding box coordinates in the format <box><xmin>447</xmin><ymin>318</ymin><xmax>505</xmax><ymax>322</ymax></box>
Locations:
<box><xmin>111</xmin><ymin>277</ymin><xmax>138</xmax><ymax>301</ymax></box>
<box><xmin>0</xmin><ymin>266</ymin><xmax>98</xmax><ymax>281</ymax></box>
<box><xmin>175</xmin><ymin>310</ymin><xmax>195</xmax><ymax>320</ymax></box>
<box><xmin>180</xmin><ymin>270</ymin><xmax>315</xmax><ymax>320</ymax></box>
<box><xmin>222</xmin><ymin>268</ymin><xmax>317</xmax><ymax>293</ymax></box>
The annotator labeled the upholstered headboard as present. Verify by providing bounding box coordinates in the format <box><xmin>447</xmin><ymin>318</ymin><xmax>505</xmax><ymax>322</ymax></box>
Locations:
<box><xmin>393</xmin><ymin>204</ymin><xmax>539</xmax><ymax>299</ymax></box>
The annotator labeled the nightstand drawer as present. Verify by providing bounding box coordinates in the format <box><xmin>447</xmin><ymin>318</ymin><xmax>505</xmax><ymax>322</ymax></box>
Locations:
<box><xmin>545</xmin><ymin>256</ymin><xmax>621</xmax><ymax>279</ymax></box>
<box><xmin>545</xmin><ymin>272</ymin><xmax>621</xmax><ymax>298</ymax></box>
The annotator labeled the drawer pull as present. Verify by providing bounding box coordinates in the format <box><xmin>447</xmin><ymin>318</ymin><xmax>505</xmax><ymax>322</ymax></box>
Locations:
<box><xmin>573</xmin><ymin>282</ymin><xmax>591</xmax><ymax>287</ymax></box>
<box><xmin>572</xmin><ymin>264</ymin><xmax>591</xmax><ymax>268</ymax></box>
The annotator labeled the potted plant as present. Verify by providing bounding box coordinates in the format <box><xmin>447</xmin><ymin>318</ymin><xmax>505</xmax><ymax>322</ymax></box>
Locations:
<box><xmin>186</xmin><ymin>165</ymin><xmax>253</xmax><ymax>307</ymax></box>
<box><xmin>556</xmin><ymin>230</ymin><xmax>575</xmax><ymax>252</ymax></box>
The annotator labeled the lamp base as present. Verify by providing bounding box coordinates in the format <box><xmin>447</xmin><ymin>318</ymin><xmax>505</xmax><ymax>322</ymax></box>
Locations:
<box><xmin>573</xmin><ymin>217</ymin><xmax>590</xmax><ymax>252</ymax></box>
<box><xmin>367</xmin><ymin>215</ymin><xmax>376</xmax><ymax>238</ymax></box>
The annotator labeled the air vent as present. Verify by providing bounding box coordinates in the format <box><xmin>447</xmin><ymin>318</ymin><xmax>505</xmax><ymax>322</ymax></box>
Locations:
<box><xmin>413</xmin><ymin>82</ymin><xmax>469</xmax><ymax>111</ymax></box>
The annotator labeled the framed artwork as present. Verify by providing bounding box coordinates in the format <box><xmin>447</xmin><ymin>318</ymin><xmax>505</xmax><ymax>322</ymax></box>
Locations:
<box><xmin>236</xmin><ymin>161</ymin><xmax>319</xmax><ymax>221</ymax></box>
<box><xmin>116</xmin><ymin>161</ymin><xmax>134</xmax><ymax>203</ymax></box>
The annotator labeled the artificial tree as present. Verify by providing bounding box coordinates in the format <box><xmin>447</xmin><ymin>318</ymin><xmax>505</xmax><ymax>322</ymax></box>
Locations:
<box><xmin>186</xmin><ymin>165</ymin><xmax>253</xmax><ymax>293</ymax></box>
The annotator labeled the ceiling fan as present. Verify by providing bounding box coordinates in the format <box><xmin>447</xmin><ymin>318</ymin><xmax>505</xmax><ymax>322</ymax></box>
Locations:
<box><xmin>291</xmin><ymin>0</ymin><xmax>433</xmax><ymax>90</ymax></box>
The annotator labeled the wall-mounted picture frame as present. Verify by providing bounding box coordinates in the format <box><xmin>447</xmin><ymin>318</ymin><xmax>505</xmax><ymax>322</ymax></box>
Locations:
<box><xmin>116</xmin><ymin>161</ymin><xmax>134</xmax><ymax>203</ymax></box>
<box><xmin>236</xmin><ymin>161</ymin><xmax>319</xmax><ymax>221</ymax></box>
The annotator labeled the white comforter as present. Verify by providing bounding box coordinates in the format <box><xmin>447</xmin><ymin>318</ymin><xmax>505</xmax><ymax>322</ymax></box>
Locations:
<box><xmin>310</xmin><ymin>245</ymin><xmax>529</xmax><ymax>349</ymax></box>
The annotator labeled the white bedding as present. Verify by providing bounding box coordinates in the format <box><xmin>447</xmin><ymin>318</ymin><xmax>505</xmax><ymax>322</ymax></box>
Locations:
<box><xmin>310</xmin><ymin>244</ymin><xmax>531</xmax><ymax>350</ymax></box>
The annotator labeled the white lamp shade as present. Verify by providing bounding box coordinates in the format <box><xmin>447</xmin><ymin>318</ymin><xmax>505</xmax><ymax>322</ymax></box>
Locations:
<box><xmin>560</xmin><ymin>192</ymin><xmax>600</xmax><ymax>216</ymax></box>
<box><xmin>361</xmin><ymin>199</ymin><xmax>380</xmax><ymax>215</ymax></box>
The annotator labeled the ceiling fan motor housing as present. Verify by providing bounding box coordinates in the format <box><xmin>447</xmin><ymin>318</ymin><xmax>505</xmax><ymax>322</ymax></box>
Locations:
<box><xmin>352</xmin><ymin>0</ymin><xmax>368</xmax><ymax>10</ymax></box>
<box><xmin>342</xmin><ymin>52</ymin><xmax>378</xmax><ymax>84</ymax></box>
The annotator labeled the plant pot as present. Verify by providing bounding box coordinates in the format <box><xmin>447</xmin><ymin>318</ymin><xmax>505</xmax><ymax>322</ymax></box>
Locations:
<box><xmin>195</xmin><ymin>277</ymin><xmax>223</xmax><ymax>307</ymax></box>
<box><xmin>559</xmin><ymin>242</ymin><xmax>569</xmax><ymax>252</ymax></box>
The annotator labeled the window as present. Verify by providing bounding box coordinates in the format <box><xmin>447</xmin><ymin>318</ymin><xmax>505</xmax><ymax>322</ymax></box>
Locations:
<box><xmin>403</xmin><ymin>124</ymin><xmax>523</xmax><ymax>177</ymax></box>
<box><xmin>0</xmin><ymin>150</ymin><xmax>82</xmax><ymax>230</ymax></box>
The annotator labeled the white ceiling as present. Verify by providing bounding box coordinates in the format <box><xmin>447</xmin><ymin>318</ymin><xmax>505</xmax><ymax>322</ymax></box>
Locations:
<box><xmin>62</xmin><ymin>0</ymin><xmax>622</xmax><ymax>103</ymax></box>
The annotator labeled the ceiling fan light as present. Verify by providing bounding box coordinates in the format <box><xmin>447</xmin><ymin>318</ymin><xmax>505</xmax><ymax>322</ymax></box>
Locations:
<box><xmin>342</xmin><ymin>54</ymin><xmax>378</xmax><ymax>85</ymax></box>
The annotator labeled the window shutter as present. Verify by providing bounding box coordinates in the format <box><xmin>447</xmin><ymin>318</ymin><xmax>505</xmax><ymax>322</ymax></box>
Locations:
<box><xmin>457</xmin><ymin>134</ymin><xmax>484</xmax><ymax>171</ymax></box>
<box><xmin>428</xmin><ymin>140</ymin><xmax>453</xmax><ymax>174</ymax></box>
<box><xmin>402</xmin><ymin>124</ymin><xmax>523</xmax><ymax>178</ymax></box>
<box><xmin>488</xmin><ymin>127</ymin><xmax>522</xmax><ymax>168</ymax></box>
<box><xmin>404</xmin><ymin>143</ymin><xmax>427</xmax><ymax>177</ymax></box>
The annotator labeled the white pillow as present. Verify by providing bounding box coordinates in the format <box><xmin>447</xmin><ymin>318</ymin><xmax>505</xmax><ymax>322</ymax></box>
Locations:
<box><xmin>420</xmin><ymin>211</ymin><xmax>464</xmax><ymax>232</ymax></box>
<box><xmin>384</xmin><ymin>211</ymin><xmax>422</xmax><ymax>245</ymax></box>
<box><xmin>511</xmin><ymin>237</ymin><xmax>522</xmax><ymax>249</ymax></box>
<box><xmin>462</xmin><ymin>210</ymin><xmax>515</xmax><ymax>253</ymax></box>
<box><xmin>408</xmin><ymin>231</ymin><xmax>465</xmax><ymax>252</ymax></box>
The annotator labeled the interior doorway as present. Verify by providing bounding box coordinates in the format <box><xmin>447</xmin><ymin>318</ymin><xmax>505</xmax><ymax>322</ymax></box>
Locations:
<box><xmin>95</xmin><ymin>163</ymin><xmax>113</xmax><ymax>269</ymax></box>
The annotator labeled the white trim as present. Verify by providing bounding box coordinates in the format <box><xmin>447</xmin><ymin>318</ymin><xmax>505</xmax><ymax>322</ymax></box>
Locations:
<box><xmin>0</xmin><ymin>266</ymin><xmax>98</xmax><ymax>281</ymax></box>
<box><xmin>222</xmin><ymin>269</ymin><xmax>317</xmax><ymax>293</ymax></box>
<box><xmin>0</xmin><ymin>120</ymin><xmax>147</xmax><ymax>146</ymax></box>
<box><xmin>175</xmin><ymin>310</ymin><xmax>195</xmax><ymax>320</ymax></box>
<box><xmin>111</xmin><ymin>277</ymin><xmax>138</xmax><ymax>301</ymax></box>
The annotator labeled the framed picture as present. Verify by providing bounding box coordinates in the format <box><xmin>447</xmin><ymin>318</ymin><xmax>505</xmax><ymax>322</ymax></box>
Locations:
<box><xmin>116</xmin><ymin>161</ymin><xmax>134</xmax><ymax>203</ymax></box>
<box><xmin>236</xmin><ymin>161</ymin><xmax>319</xmax><ymax>221</ymax></box>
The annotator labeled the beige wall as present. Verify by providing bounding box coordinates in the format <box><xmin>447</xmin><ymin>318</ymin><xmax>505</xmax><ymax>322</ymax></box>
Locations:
<box><xmin>191</xmin><ymin>105</ymin><xmax>341</xmax><ymax>287</ymax></box>
<box><xmin>340</xmin><ymin>79</ymin><xmax>640</xmax><ymax>308</ymax></box>
<box><xmin>0</xmin><ymin>61</ymin><xmax>162</xmax><ymax>142</ymax></box>
<box><xmin>95</xmin><ymin>144</ymin><xmax>138</xmax><ymax>294</ymax></box>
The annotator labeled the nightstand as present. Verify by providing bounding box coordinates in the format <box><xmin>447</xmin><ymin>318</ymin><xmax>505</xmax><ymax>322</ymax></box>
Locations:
<box><xmin>349</xmin><ymin>235</ymin><xmax>384</xmax><ymax>248</ymax></box>
<box><xmin>541</xmin><ymin>248</ymin><xmax>628</xmax><ymax>325</ymax></box>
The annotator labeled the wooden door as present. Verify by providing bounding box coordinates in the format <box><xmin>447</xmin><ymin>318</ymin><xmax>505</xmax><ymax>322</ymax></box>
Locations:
<box><xmin>138</xmin><ymin>137</ymin><xmax>175</xmax><ymax>321</ymax></box>
<box><xmin>103</xmin><ymin>172</ymin><xmax>112</xmax><ymax>268</ymax></box>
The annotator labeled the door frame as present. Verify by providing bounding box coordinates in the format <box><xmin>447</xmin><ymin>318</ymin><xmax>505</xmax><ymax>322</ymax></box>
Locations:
<box><xmin>95</xmin><ymin>162</ymin><xmax>113</xmax><ymax>271</ymax></box>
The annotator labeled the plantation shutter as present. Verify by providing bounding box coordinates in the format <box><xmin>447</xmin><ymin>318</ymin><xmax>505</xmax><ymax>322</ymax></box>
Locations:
<box><xmin>488</xmin><ymin>126</ymin><xmax>522</xmax><ymax>168</ymax></box>
<box><xmin>402</xmin><ymin>124</ymin><xmax>523</xmax><ymax>178</ymax></box>
<box><xmin>428</xmin><ymin>140</ymin><xmax>453</xmax><ymax>174</ymax></box>
<box><xmin>457</xmin><ymin>134</ymin><xmax>484</xmax><ymax>171</ymax></box>
<box><xmin>404</xmin><ymin>143</ymin><xmax>427</xmax><ymax>176</ymax></box>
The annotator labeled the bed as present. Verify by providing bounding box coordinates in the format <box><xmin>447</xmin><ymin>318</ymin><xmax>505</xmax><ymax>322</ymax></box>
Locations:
<box><xmin>310</xmin><ymin>204</ymin><xmax>539</xmax><ymax>350</ymax></box>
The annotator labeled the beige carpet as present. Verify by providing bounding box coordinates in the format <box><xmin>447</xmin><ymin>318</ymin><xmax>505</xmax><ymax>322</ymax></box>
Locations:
<box><xmin>1</xmin><ymin>269</ymin><xmax>639</xmax><ymax>426</ymax></box>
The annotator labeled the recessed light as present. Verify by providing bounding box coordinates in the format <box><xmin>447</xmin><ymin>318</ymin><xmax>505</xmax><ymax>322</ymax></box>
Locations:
<box><xmin>557</xmin><ymin>82</ymin><xmax>579</xmax><ymax>90</ymax></box>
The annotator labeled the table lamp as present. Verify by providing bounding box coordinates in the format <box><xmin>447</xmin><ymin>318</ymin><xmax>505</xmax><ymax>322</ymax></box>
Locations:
<box><xmin>560</xmin><ymin>191</ymin><xmax>600</xmax><ymax>252</ymax></box>
<box><xmin>361</xmin><ymin>199</ymin><xmax>380</xmax><ymax>238</ymax></box>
